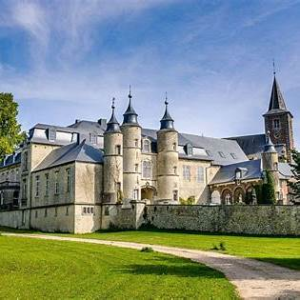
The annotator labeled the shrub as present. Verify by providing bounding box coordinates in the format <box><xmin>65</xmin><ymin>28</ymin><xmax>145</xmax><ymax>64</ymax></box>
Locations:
<box><xmin>219</xmin><ymin>241</ymin><xmax>226</xmax><ymax>251</ymax></box>
<box><xmin>261</xmin><ymin>171</ymin><xmax>276</xmax><ymax>204</ymax></box>
<box><xmin>179</xmin><ymin>196</ymin><xmax>195</xmax><ymax>205</ymax></box>
<box><xmin>141</xmin><ymin>247</ymin><xmax>154</xmax><ymax>253</ymax></box>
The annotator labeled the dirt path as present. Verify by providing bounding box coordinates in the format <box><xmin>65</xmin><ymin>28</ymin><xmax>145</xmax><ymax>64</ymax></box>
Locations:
<box><xmin>3</xmin><ymin>233</ymin><xmax>300</xmax><ymax>300</ymax></box>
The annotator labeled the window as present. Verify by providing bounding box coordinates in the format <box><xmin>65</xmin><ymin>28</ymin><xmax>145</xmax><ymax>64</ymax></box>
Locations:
<box><xmin>22</xmin><ymin>179</ymin><xmax>27</xmax><ymax>199</ymax></box>
<box><xmin>66</xmin><ymin>207</ymin><xmax>69</xmax><ymax>216</ymax></box>
<box><xmin>197</xmin><ymin>167</ymin><xmax>205</xmax><ymax>183</ymax></box>
<box><xmin>48</xmin><ymin>128</ymin><xmax>56</xmax><ymax>141</ymax></box>
<box><xmin>173</xmin><ymin>190</ymin><xmax>178</xmax><ymax>201</ymax></box>
<box><xmin>185</xmin><ymin>143</ymin><xmax>193</xmax><ymax>156</ymax></box>
<box><xmin>135</xmin><ymin>164</ymin><xmax>139</xmax><ymax>172</ymax></box>
<box><xmin>173</xmin><ymin>143</ymin><xmax>177</xmax><ymax>151</ymax></box>
<box><xmin>82</xmin><ymin>206</ymin><xmax>94</xmax><ymax>216</ymax></box>
<box><xmin>35</xmin><ymin>211</ymin><xmax>38</xmax><ymax>218</ymax></box>
<box><xmin>274</xmin><ymin>119</ymin><xmax>280</xmax><ymax>130</ymax></box>
<box><xmin>54</xmin><ymin>171</ymin><xmax>59</xmax><ymax>195</ymax></box>
<box><xmin>44</xmin><ymin>209</ymin><xmax>47</xmax><ymax>217</ymax></box>
<box><xmin>97</xmin><ymin>136</ymin><xmax>104</xmax><ymax>148</ymax></box>
<box><xmin>45</xmin><ymin>174</ymin><xmax>49</xmax><ymax>197</ymax></box>
<box><xmin>230</xmin><ymin>153</ymin><xmax>238</xmax><ymax>159</ymax></box>
<box><xmin>183</xmin><ymin>165</ymin><xmax>191</xmax><ymax>181</ymax></box>
<box><xmin>23</xmin><ymin>152</ymin><xmax>28</xmax><ymax>171</ymax></box>
<box><xmin>218</xmin><ymin>151</ymin><xmax>226</xmax><ymax>158</ymax></box>
<box><xmin>143</xmin><ymin>140</ymin><xmax>150</xmax><ymax>153</ymax></box>
<box><xmin>274</xmin><ymin>162</ymin><xmax>278</xmax><ymax>171</ymax></box>
<box><xmin>116</xmin><ymin>145</ymin><xmax>121</xmax><ymax>155</ymax></box>
<box><xmin>134</xmin><ymin>139</ymin><xmax>139</xmax><ymax>148</ymax></box>
<box><xmin>55</xmin><ymin>207</ymin><xmax>58</xmax><ymax>217</ymax></box>
<box><xmin>35</xmin><ymin>176</ymin><xmax>40</xmax><ymax>197</ymax></box>
<box><xmin>142</xmin><ymin>161</ymin><xmax>152</xmax><ymax>178</ymax></box>
<box><xmin>173</xmin><ymin>166</ymin><xmax>177</xmax><ymax>175</ymax></box>
<box><xmin>133</xmin><ymin>189</ymin><xmax>139</xmax><ymax>200</ymax></box>
<box><xmin>235</xmin><ymin>170</ymin><xmax>242</xmax><ymax>180</ymax></box>
<box><xmin>89</xmin><ymin>133</ymin><xmax>96</xmax><ymax>144</ymax></box>
<box><xmin>66</xmin><ymin>168</ymin><xmax>71</xmax><ymax>193</ymax></box>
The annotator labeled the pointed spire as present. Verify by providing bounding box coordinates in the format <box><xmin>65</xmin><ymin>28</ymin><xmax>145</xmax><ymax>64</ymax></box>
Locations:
<box><xmin>122</xmin><ymin>85</ymin><xmax>139</xmax><ymax>125</ymax></box>
<box><xmin>160</xmin><ymin>93</ymin><xmax>175</xmax><ymax>130</ymax></box>
<box><xmin>264</xmin><ymin>131</ymin><xmax>276</xmax><ymax>153</ymax></box>
<box><xmin>268</xmin><ymin>75</ymin><xmax>287</xmax><ymax>112</ymax></box>
<box><xmin>105</xmin><ymin>97</ymin><xmax>121</xmax><ymax>133</ymax></box>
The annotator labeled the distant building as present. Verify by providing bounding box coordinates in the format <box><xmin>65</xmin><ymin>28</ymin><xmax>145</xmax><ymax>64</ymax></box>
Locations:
<box><xmin>0</xmin><ymin>75</ymin><xmax>296</xmax><ymax>233</ymax></box>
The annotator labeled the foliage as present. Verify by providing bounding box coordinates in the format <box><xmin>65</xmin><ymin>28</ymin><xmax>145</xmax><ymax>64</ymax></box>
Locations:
<box><xmin>0</xmin><ymin>237</ymin><xmax>238</xmax><ymax>299</ymax></box>
<box><xmin>77</xmin><ymin>230</ymin><xmax>300</xmax><ymax>271</ymax></box>
<box><xmin>117</xmin><ymin>189</ymin><xmax>123</xmax><ymax>204</ymax></box>
<box><xmin>0</xmin><ymin>93</ymin><xmax>25</xmax><ymax>162</ymax></box>
<box><xmin>179</xmin><ymin>196</ymin><xmax>195</xmax><ymax>205</ymax></box>
<box><xmin>289</xmin><ymin>149</ymin><xmax>300</xmax><ymax>200</ymax></box>
<box><xmin>211</xmin><ymin>242</ymin><xmax>226</xmax><ymax>251</ymax></box>
<box><xmin>261</xmin><ymin>171</ymin><xmax>276</xmax><ymax>204</ymax></box>
<box><xmin>140</xmin><ymin>246</ymin><xmax>154</xmax><ymax>253</ymax></box>
<box><xmin>254</xmin><ymin>185</ymin><xmax>263</xmax><ymax>204</ymax></box>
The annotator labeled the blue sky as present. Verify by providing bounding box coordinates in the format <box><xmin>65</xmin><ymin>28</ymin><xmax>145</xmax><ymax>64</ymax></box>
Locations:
<box><xmin>0</xmin><ymin>0</ymin><xmax>300</xmax><ymax>146</ymax></box>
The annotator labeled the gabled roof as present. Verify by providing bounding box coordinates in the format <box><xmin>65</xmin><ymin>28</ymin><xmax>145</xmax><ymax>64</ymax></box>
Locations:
<box><xmin>34</xmin><ymin>140</ymin><xmax>103</xmax><ymax>172</ymax></box>
<box><xmin>210</xmin><ymin>159</ymin><xmax>262</xmax><ymax>185</ymax></box>
<box><xmin>141</xmin><ymin>128</ymin><xmax>248</xmax><ymax>165</ymax></box>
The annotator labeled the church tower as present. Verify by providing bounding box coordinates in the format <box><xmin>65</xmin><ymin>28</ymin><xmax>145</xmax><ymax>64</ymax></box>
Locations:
<box><xmin>121</xmin><ymin>88</ymin><xmax>141</xmax><ymax>200</ymax></box>
<box><xmin>103</xmin><ymin>99</ymin><xmax>123</xmax><ymax>203</ymax></box>
<box><xmin>157</xmin><ymin>97</ymin><xmax>179</xmax><ymax>202</ymax></box>
<box><xmin>263</xmin><ymin>74</ymin><xmax>294</xmax><ymax>161</ymax></box>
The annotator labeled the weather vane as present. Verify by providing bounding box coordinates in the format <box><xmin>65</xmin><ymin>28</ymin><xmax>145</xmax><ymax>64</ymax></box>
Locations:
<box><xmin>272</xmin><ymin>59</ymin><xmax>276</xmax><ymax>76</ymax></box>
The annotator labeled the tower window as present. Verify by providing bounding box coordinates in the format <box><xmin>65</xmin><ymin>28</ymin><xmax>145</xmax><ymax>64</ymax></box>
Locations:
<box><xmin>173</xmin><ymin>143</ymin><xmax>177</xmax><ymax>151</ymax></box>
<box><xmin>173</xmin><ymin>166</ymin><xmax>177</xmax><ymax>175</ymax></box>
<box><xmin>115</xmin><ymin>145</ymin><xmax>121</xmax><ymax>155</ymax></box>
<box><xmin>135</xmin><ymin>164</ymin><xmax>139</xmax><ymax>172</ymax></box>
<box><xmin>273</xmin><ymin>119</ymin><xmax>280</xmax><ymax>130</ymax></box>
<box><xmin>173</xmin><ymin>190</ymin><xmax>178</xmax><ymax>201</ymax></box>
<box><xmin>134</xmin><ymin>139</ymin><xmax>139</xmax><ymax>148</ymax></box>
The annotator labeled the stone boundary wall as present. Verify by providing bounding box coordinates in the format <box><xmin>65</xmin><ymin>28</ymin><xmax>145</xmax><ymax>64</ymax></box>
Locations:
<box><xmin>0</xmin><ymin>209</ymin><xmax>29</xmax><ymax>229</ymax></box>
<box><xmin>144</xmin><ymin>205</ymin><xmax>300</xmax><ymax>236</ymax></box>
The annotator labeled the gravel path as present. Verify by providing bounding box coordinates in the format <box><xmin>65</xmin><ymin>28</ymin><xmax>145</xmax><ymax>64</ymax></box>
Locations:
<box><xmin>3</xmin><ymin>233</ymin><xmax>300</xmax><ymax>300</ymax></box>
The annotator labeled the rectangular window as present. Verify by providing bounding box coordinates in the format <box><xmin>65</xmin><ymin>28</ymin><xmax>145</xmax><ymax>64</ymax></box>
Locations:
<box><xmin>143</xmin><ymin>140</ymin><xmax>150</xmax><ymax>153</ymax></box>
<box><xmin>44</xmin><ymin>209</ymin><xmax>47</xmax><ymax>217</ymax></box>
<box><xmin>35</xmin><ymin>210</ymin><xmax>38</xmax><ymax>218</ymax></box>
<box><xmin>183</xmin><ymin>165</ymin><xmax>191</xmax><ymax>181</ymax></box>
<box><xmin>97</xmin><ymin>136</ymin><xmax>104</xmax><ymax>148</ymax></box>
<box><xmin>134</xmin><ymin>139</ymin><xmax>139</xmax><ymax>148</ymax></box>
<box><xmin>55</xmin><ymin>207</ymin><xmax>58</xmax><ymax>217</ymax></box>
<box><xmin>274</xmin><ymin>119</ymin><xmax>280</xmax><ymax>129</ymax></box>
<box><xmin>197</xmin><ymin>167</ymin><xmax>205</xmax><ymax>183</ymax></box>
<box><xmin>48</xmin><ymin>128</ymin><xmax>56</xmax><ymax>141</ymax></box>
<box><xmin>66</xmin><ymin>168</ymin><xmax>71</xmax><ymax>193</ymax></box>
<box><xmin>22</xmin><ymin>178</ymin><xmax>27</xmax><ymax>199</ymax></box>
<box><xmin>45</xmin><ymin>174</ymin><xmax>49</xmax><ymax>197</ymax></box>
<box><xmin>66</xmin><ymin>207</ymin><xmax>69</xmax><ymax>216</ymax></box>
<box><xmin>23</xmin><ymin>152</ymin><xmax>28</xmax><ymax>171</ymax></box>
<box><xmin>54</xmin><ymin>171</ymin><xmax>59</xmax><ymax>195</ymax></box>
<box><xmin>135</xmin><ymin>164</ymin><xmax>139</xmax><ymax>172</ymax></box>
<box><xmin>174</xmin><ymin>166</ymin><xmax>177</xmax><ymax>175</ymax></box>
<box><xmin>142</xmin><ymin>161</ymin><xmax>152</xmax><ymax>179</ymax></box>
<box><xmin>35</xmin><ymin>176</ymin><xmax>40</xmax><ymax>197</ymax></box>
<box><xmin>133</xmin><ymin>189</ymin><xmax>139</xmax><ymax>200</ymax></box>
<box><xmin>116</xmin><ymin>145</ymin><xmax>121</xmax><ymax>155</ymax></box>
<box><xmin>89</xmin><ymin>133</ymin><xmax>96</xmax><ymax>144</ymax></box>
<box><xmin>173</xmin><ymin>190</ymin><xmax>178</xmax><ymax>201</ymax></box>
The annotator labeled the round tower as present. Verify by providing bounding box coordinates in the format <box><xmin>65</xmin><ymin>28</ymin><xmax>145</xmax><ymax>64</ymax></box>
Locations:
<box><xmin>157</xmin><ymin>97</ymin><xmax>179</xmax><ymax>202</ymax></box>
<box><xmin>103</xmin><ymin>98</ymin><xmax>123</xmax><ymax>203</ymax></box>
<box><xmin>121</xmin><ymin>88</ymin><xmax>142</xmax><ymax>200</ymax></box>
<box><xmin>262</xmin><ymin>132</ymin><xmax>280</xmax><ymax>200</ymax></box>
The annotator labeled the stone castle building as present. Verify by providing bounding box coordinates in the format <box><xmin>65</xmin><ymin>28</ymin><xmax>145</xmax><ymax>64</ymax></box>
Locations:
<box><xmin>0</xmin><ymin>75</ymin><xmax>296</xmax><ymax>233</ymax></box>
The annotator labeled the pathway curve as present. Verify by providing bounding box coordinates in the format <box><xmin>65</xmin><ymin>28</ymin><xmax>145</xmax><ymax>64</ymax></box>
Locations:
<box><xmin>3</xmin><ymin>233</ymin><xmax>300</xmax><ymax>300</ymax></box>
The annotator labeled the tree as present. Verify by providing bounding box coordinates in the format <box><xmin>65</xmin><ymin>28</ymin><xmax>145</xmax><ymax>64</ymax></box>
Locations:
<box><xmin>0</xmin><ymin>93</ymin><xmax>25</xmax><ymax>162</ymax></box>
<box><xmin>261</xmin><ymin>171</ymin><xmax>276</xmax><ymax>204</ymax></box>
<box><xmin>289</xmin><ymin>149</ymin><xmax>300</xmax><ymax>201</ymax></box>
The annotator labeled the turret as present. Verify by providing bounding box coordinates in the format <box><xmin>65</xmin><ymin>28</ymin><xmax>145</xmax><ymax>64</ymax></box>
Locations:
<box><xmin>103</xmin><ymin>98</ymin><xmax>123</xmax><ymax>203</ymax></box>
<box><xmin>157</xmin><ymin>96</ymin><xmax>179</xmax><ymax>202</ymax></box>
<box><xmin>121</xmin><ymin>88</ymin><xmax>141</xmax><ymax>200</ymax></box>
<box><xmin>262</xmin><ymin>132</ymin><xmax>280</xmax><ymax>201</ymax></box>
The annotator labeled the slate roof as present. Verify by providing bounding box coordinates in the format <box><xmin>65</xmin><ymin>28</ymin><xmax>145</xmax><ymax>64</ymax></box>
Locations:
<box><xmin>210</xmin><ymin>159</ymin><xmax>262</xmax><ymax>185</ymax></box>
<box><xmin>142</xmin><ymin>129</ymin><xmax>248</xmax><ymax>165</ymax></box>
<box><xmin>34</xmin><ymin>140</ymin><xmax>103</xmax><ymax>172</ymax></box>
<box><xmin>0</xmin><ymin>152</ymin><xmax>22</xmax><ymax>169</ymax></box>
<box><xmin>278</xmin><ymin>163</ymin><xmax>294</xmax><ymax>179</ymax></box>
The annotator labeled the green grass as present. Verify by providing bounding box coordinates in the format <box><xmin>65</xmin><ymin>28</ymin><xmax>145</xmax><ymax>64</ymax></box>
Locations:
<box><xmin>0</xmin><ymin>236</ymin><xmax>239</xmax><ymax>300</ymax></box>
<box><xmin>66</xmin><ymin>230</ymin><xmax>300</xmax><ymax>271</ymax></box>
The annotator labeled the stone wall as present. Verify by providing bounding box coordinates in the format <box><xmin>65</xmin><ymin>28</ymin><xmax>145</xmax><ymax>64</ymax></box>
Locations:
<box><xmin>144</xmin><ymin>205</ymin><xmax>300</xmax><ymax>236</ymax></box>
<box><xmin>0</xmin><ymin>209</ymin><xmax>29</xmax><ymax>229</ymax></box>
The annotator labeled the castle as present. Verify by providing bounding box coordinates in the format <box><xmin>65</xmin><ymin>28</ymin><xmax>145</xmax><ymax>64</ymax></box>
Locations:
<box><xmin>0</xmin><ymin>75</ymin><xmax>296</xmax><ymax>233</ymax></box>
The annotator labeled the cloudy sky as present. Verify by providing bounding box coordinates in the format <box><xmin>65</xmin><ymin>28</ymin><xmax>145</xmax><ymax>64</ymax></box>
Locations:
<box><xmin>0</xmin><ymin>0</ymin><xmax>299</xmax><ymax>146</ymax></box>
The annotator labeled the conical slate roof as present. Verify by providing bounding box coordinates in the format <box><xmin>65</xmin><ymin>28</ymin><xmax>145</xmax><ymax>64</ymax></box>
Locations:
<box><xmin>123</xmin><ymin>90</ymin><xmax>139</xmax><ymax>125</ymax></box>
<box><xmin>268</xmin><ymin>76</ymin><xmax>287</xmax><ymax>112</ymax></box>
<box><xmin>105</xmin><ymin>98</ymin><xmax>121</xmax><ymax>133</ymax></box>
<box><xmin>264</xmin><ymin>132</ymin><xmax>277</xmax><ymax>153</ymax></box>
<box><xmin>160</xmin><ymin>99</ymin><xmax>174</xmax><ymax>130</ymax></box>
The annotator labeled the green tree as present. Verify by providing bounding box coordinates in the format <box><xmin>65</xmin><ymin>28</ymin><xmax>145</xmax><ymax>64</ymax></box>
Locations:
<box><xmin>289</xmin><ymin>149</ymin><xmax>300</xmax><ymax>200</ymax></box>
<box><xmin>261</xmin><ymin>170</ymin><xmax>276</xmax><ymax>204</ymax></box>
<box><xmin>0</xmin><ymin>93</ymin><xmax>25</xmax><ymax>162</ymax></box>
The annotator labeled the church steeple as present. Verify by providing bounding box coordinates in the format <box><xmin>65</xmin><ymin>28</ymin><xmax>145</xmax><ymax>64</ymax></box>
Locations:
<box><xmin>105</xmin><ymin>98</ymin><xmax>121</xmax><ymax>133</ymax></box>
<box><xmin>123</xmin><ymin>86</ymin><xmax>139</xmax><ymax>125</ymax></box>
<box><xmin>267</xmin><ymin>76</ymin><xmax>288</xmax><ymax>113</ymax></box>
<box><xmin>160</xmin><ymin>94</ymin><xmax>175</xmax><ymax>130</ymax></box>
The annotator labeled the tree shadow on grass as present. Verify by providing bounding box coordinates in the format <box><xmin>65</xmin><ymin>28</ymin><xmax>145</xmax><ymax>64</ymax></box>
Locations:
<box><xmin>254</xmin><ymin>257</ymin><xmax>300</xmax><ymax>272</ymax></box>
<box><xmin>121</xmin><ymin>256</ymin><xmax>225</xmax><ymax>279</ymax></box>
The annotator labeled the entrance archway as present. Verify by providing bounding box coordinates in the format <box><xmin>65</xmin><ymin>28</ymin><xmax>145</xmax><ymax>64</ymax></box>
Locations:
<box><xmin>141</xmin><ymin>185</ymin><xmax>157</xmax><ymax>203</ymax></box>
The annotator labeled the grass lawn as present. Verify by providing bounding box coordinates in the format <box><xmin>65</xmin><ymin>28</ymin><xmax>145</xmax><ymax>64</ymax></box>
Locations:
<box><xmin>0</xmin><ymin>236</ymin><xmax>239</xmax><ymax>300</ymax></box>
<box><xmin>67</xmin><ymin>230</ymin><xmax>300</xmax><ymax>271</ymax></box>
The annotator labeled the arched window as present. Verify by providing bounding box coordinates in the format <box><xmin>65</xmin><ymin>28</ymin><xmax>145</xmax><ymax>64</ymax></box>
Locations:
<box><xmin>143</xmin><ymin>139</ymin><xmax>151</xmax><ymax>153</ymax></box>
<box><xmin>142</xmin><ymin>161</ymin><xmax>152</xmax><ymax>178</ymax></box>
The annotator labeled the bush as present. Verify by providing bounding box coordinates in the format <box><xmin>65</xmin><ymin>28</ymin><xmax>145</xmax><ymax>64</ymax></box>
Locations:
<box><xmin>179</xmin><ymin>196</ymin><xmax>195</xmax><ymax>205</ymax></box>
<box><xmin>141</xmin><ymin>247</ymin><xmax>154</xmax><ymax>253</ymax></box>
<box><xmin>261</xmin><ymin>171</ymin><xmax>276</xmax><ymax>204</ymax></box>
<box><xmin>219</xmin><ymin>241</ymin><xmax>226</xmax><ymax>251</ymax></box>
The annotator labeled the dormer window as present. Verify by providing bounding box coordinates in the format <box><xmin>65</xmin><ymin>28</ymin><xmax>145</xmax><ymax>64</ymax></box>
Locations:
<box><xmin>218</xmin><ymin>151</ymin><xmax>226</xmax><ymax>158</ymax></box>
<box><xmin>235</xmin><ymin>170</ymin><xmax>242</xmax><ymax>180</ymax></box>
<box><xmin>143</xmin><ymin>139</ymin><xmax>151</xmax><ymax>153</ymax></box>
<box><xmin>185</xmin><ymin>143</ymin><xmax>193</xmax><ymax>156</ymax></box>
<box><xmin>47</xmin><ymin>128</ymin><xmax>56</xmax><ymax>141</ymax></box>
<box><xmin>230</xmin><ymin>153</ymin><xmax>237</xmax><ymax>159</ymax></box>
